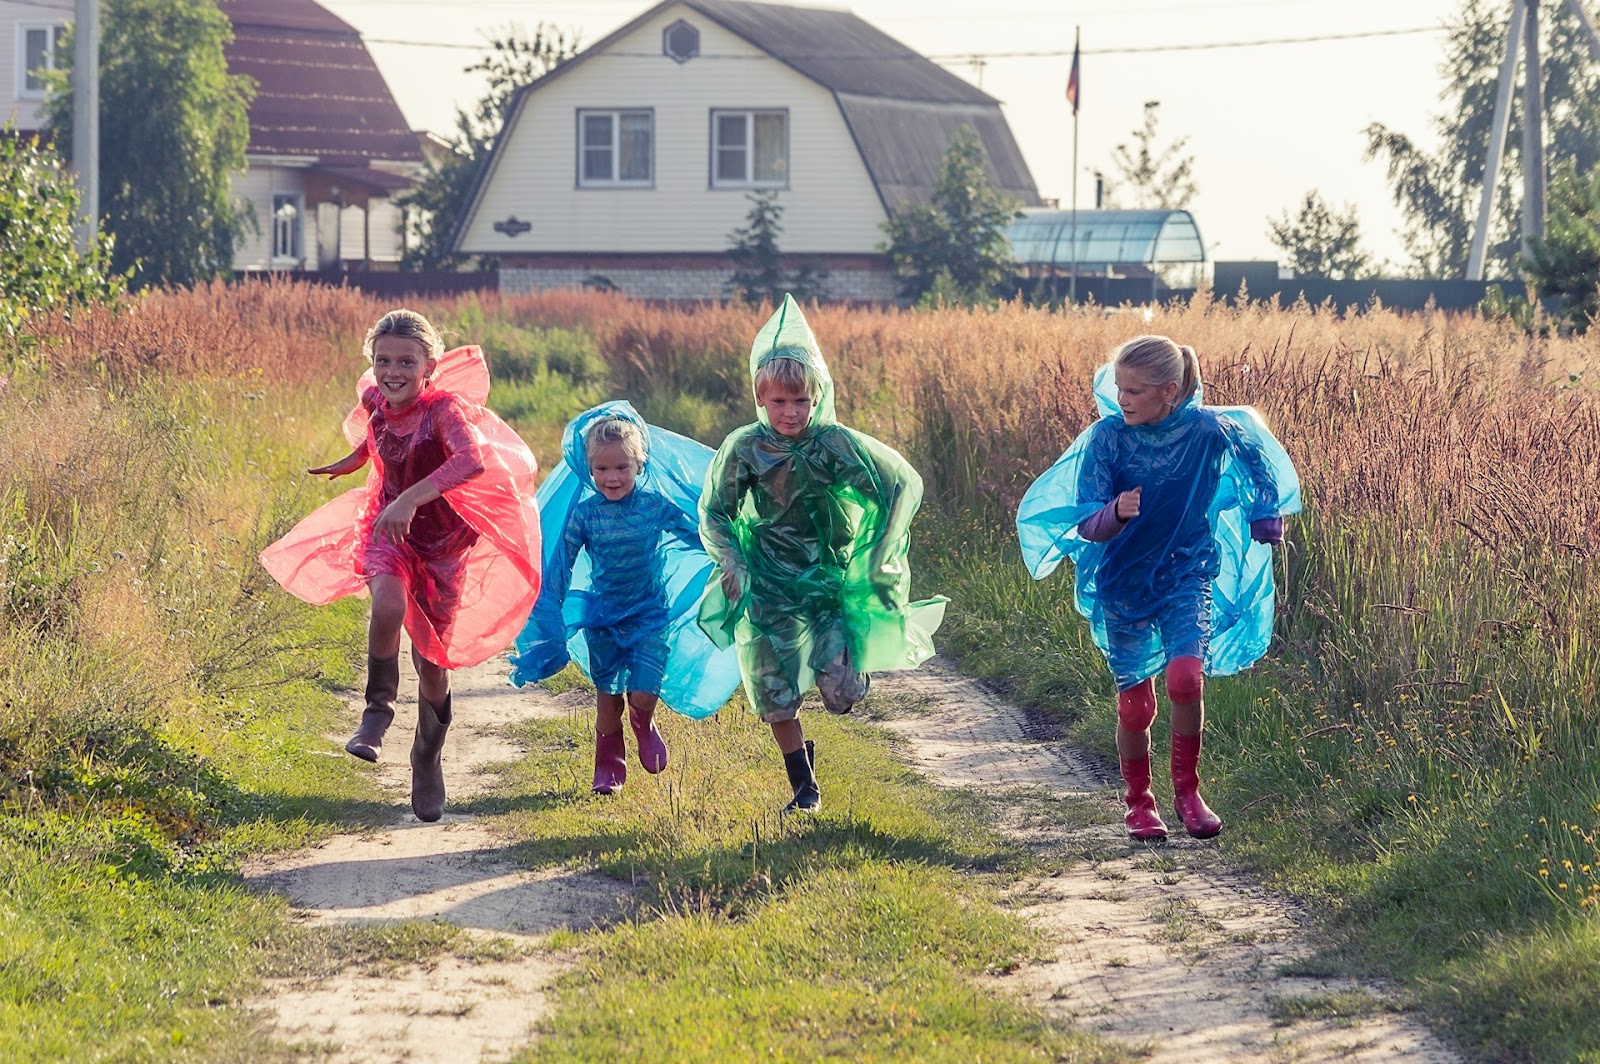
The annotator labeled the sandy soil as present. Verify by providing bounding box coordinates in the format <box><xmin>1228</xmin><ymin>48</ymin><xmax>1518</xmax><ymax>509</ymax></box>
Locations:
<box><xmin>242</xmin><ymin>658</ymin><xmax>624</xmax><ymax>1063</ymax></box>
<box><xmin>242</xmin><ymin>651</ymin><xmax>1462</xmax><ymax>1062</ymax></box>
<box><xmin>875</xmin><ymin>661</ymin><xmax>1462</xmax><ymax>1064</ymax></box>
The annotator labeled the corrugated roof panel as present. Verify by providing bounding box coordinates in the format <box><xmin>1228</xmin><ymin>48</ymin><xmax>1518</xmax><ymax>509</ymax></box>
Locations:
<box><xmin>221</xmin><ymin>1</ymin><xmax>421</xmax><ymax>164</ymax></box>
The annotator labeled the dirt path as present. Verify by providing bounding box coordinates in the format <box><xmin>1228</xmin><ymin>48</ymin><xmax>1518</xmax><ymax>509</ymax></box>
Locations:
<box><xmin>243</xmin><ymin>658</ymin><xmax>626</xmax><ymax>1064</ymax></box>
<box><xmin>874</xmin><ymin>661</ymin><xmax>1462</xmax><ymax>1064</ymax></box>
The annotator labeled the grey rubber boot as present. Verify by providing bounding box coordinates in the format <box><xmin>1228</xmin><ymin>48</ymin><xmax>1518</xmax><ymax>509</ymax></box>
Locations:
<box><xmin>346</xmin><ymin>653</ymin><xmax>400</xmax><ymax>762</ymax></box>
<box><xmin>410</xmin><ymin>692</ymin><xmax>452</xmax><ymax>822</ymax></box>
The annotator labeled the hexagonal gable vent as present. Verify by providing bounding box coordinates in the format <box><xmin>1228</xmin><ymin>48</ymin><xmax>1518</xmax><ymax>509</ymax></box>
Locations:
<box><xmin>663</xmin><ymin>19</ymin><xmax>700</xmax><ymax>63</ymax></box>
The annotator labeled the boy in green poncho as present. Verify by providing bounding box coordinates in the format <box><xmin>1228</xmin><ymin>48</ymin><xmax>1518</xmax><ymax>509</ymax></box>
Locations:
<box><xmin>699</xmin><ymin>295</ymin><xmax>947</xmax><ymax>814</ymax></box>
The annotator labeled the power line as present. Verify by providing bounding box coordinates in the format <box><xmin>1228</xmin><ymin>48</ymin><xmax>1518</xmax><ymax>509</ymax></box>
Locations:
<box><xmin>363</xmin><ymin>23</ymin><xmax>1446</xmax><ymax>56</ymax></box>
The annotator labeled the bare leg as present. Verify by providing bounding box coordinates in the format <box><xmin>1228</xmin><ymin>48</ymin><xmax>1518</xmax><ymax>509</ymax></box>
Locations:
<box><xmin>368</xmin><ymin>574</ymin><xmax>407</xmax><ymax>658</ymax></box>
<box><xmin>411</xmin><ymin>645</ymin><xmax>450</xmax><ymax>707</ymax></box>
<box><xmin>596</xmin><ymin>691</ymin><xmax>625</xmax><ymax>735</ymax></box>
<box><xmin>770</xmin><ymin>718</ymin><xmax>804</xmax><ymax>756</ymax></box>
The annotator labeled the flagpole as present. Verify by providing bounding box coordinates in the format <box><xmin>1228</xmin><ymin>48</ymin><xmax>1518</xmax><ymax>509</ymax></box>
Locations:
<box><xmin>1069</xmin><ymin>26</ymin><xmax>1080</xmax><ymax>304</ymax></box>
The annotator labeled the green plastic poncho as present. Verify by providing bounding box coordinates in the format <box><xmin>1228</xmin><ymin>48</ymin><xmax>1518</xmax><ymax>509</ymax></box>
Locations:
<box><xmin>697</xmin><ymin>296</ymin><xmax>947</xmax><ymax>717</ymax></box>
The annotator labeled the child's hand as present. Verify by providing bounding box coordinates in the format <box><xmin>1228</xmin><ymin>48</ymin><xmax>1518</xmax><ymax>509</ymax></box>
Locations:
<box><xmin>372</xmin><ymin>499</ymin><xmax>417</xmax><ymax>545</ymax></box>
<box><xmin>1115</xmin><ymin>486</ymin><xmax>1143</xmax><ymax>521</ymax></box>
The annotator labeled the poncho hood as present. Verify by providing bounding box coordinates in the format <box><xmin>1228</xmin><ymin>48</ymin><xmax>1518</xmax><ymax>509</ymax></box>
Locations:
<box><xmin>1093</xmin><ymin>361</ymin><xmax>1205</xmax><ymax>425</ymax></box>
<box><xmin>749</xmin><ymin>294</ymin><xmax>837</xmax><ymax>429</ymax></box>
<box><xmin>562</xmin><ymin>400</ymin><xmax>654</xmax><ymax>492</ymax></box>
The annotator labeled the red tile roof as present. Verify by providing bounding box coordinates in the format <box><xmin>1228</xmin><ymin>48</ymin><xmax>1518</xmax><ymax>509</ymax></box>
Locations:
<box><xmin>220</xmin><ymin>0</ymin><xmax>421</xmax><ymax>165</ymax></box>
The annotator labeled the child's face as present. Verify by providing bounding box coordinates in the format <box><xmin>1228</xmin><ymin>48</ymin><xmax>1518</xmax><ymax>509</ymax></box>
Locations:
<box><xmin>372</xmin><ymin>335</ymin><xmax>435</xmax><ymax>409</ymax></box>
<box><xmin>756</xmin><ymin>380</ymin><xmax>815</xmax><ymax>438</ymax></box>
<box><xmin>1114</xmin><ymin>366</ymin><xmax>1180</xmax><ymax>426</ymax></box>
<box><xmin>589</xmin><ymin>442</ymin><xmax>640</xmax><ymax>501</ymax></box>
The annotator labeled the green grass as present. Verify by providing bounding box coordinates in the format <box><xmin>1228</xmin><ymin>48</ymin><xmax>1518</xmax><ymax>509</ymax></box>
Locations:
<box><xmin>916</xmin><ymin>512</ymin><xmax>1600</xmax><ymax>1061</ymax></box>
<box><xmin>470</xmin><ymin>685</ymin><xmax>1119</xmax><ymax>1062</ymax></box>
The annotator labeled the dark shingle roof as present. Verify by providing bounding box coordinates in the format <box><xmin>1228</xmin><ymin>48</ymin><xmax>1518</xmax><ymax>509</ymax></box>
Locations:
<box><xmin>220</xmin><ymin>0</ymin><xmax>421</xmax><ymax>165</ymax></box>
<box><xmin>683</xmin><ymin>0</ymin><xmax>994</xmax><ymax>104</ymax></box>
<box><xmin>836</xmin><ymin>95</ymin><xmax>1041</xmax><ymax>210</ymax></box>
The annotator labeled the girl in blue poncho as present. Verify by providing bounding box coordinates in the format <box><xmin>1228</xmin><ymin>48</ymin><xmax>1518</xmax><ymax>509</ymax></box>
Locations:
<box><xmin>510</xmin><ymin>402</ymin><xmax>740</xmax><ymax>795</ymax></box>
<box><xmin>1017</xmin><ymin>336</ymin><xmax>1301</xmax><ymax>840</ymax></box>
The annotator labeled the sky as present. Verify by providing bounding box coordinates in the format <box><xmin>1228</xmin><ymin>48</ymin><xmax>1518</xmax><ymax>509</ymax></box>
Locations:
<box><xmin>322</xmin><ymin>0</ymin><xmax>1473</xmax><ymax>272</ymax></box>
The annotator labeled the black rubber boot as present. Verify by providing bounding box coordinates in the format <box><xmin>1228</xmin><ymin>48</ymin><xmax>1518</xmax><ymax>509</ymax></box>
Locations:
<box><xmin>782</xmin><ymin>740</ymin><xmax>820</xmax><ymax>815</ymax></box>
<box><xmin>410</xmin><ymin>692</ymin><xmax>452</xmax><ymax>822</ymax></box>
<box><xmin>346</xmin><ymin>653</ymin><xmax>400</xmax><ymax>762</ymax></box>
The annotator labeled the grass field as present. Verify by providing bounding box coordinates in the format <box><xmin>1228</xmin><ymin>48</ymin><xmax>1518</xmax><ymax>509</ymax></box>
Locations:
<box><xmin>4</xmin><ymin>281</ymin><xmax>1599</xmax><ymax>1059</ymax></box>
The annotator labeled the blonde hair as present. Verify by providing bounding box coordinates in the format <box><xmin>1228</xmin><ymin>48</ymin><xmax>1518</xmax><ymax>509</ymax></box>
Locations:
<box><xmin>753</xmin><ymin>352</ymin><xmax>820</xmax><ymax>398</ymax></box>
<box><xmin>1113</xmin><ymin>334</ymin><xmax>1201</xmax><ymax>408</ymax></box>
<box><xmin>364</xmin><ymin>308</ymin><xmax>444</xmax><ymax>363</ymax></box>
<box><xmin>585</xmin><ymin>416</ymin><xmax>647</xmax><ymax>469</ymax></box>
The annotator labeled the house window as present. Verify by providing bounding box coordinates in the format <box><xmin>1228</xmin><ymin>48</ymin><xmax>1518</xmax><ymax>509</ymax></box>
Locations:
<box><xmin>271</xmin><ymin>194</ymin><xmax>303</xmax><ymax>262</ymax></box>
<box><xmin>18</xmin><ymin>23</ymin><xmax>68</xmax><ymax>99</ymax></box>
<box><xmin>711</xmin><ymin>110</ymin><xmax>788</xmax><ymax>188</ymax></box>
<box><xmin>662</xmin><ymin>20</ymin><xmax>699</xmax><ymax>63</ymax></box>
<box><xmin>577</xmin><ymin>110</ymin><xmax>653</xmax><ymax>187</ymax></box>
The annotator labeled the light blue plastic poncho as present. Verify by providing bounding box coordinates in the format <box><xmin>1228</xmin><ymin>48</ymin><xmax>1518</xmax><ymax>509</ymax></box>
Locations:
<box><xmin>698</xmin><ymin>295</ymin><xmax>947</xmax><ymax>716</ymax></box>
<box><xmin>1017</xmin><ymin>363</ymin><xmax>1302</xmax><ymax>688</ymax></box>
<box><xmin>509</xmin><ymin>401</ymin><xmax>742</xmax><ymax>719</ymax></box>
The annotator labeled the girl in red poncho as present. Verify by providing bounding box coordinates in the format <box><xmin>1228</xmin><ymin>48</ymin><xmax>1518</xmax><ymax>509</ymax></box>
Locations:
<box><xmin>260</xmin><ymin>309</ymin><xmax>541</xmax><ymax>822</ymax></box>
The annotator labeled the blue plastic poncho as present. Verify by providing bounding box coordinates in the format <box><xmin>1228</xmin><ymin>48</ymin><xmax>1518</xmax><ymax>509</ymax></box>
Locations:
<box><xmin>698</xmin><ymin>295</ymin><xmax>947</xmax><ymax>716</ymax></box>
<box><xmin>1017</xmin><ymin>363</ymin><xmax>1302</xmax><ymax>688</ymax></box>
<box><xmin>509</xmin><ymin>401</ymin><xmax>742</xmax><ymax>719</ymax></box>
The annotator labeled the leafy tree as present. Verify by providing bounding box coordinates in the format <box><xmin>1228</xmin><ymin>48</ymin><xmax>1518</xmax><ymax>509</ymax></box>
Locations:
<box><xmin>1100</xmin><ymin>100</ymin><xmax>1196</xmax><ymax>210</ymax></box>
<box><xmin>725</xmin><ymin>191</ymin><xmax>829</xmax><ymax>304</ymax></box>
<box><xmin>45</xmin><ymin>0</ymin><xmax>253</xmax><ymax>289</ymax></box>
<box><xmin>881</xmin><ymin>126</ymin><xmax>1019</xmax><ymax>305</ymax></box>
<box><xmin>1267</xmin><ymin>191</ymin><xmax>1373</xmax><ymax>278</ymax></box>
<box><xmin>1525</xmin><ymin>162</ymin><xmax>1600</xmax><ymax>329</ymax></box>
<box><xmin>401</xmin><ymin>25</ymin><xmax>579</xmax><ymax>271</ymax></box>
<box><xmin>1365</xmin><ymin>0</ymin><xmax>1600</xmax><ymax>278</ymax></box>
<box><xmin>0</xmin><ymin>129</ymin><xmax>125</xmax><ymax>344</ymax></box>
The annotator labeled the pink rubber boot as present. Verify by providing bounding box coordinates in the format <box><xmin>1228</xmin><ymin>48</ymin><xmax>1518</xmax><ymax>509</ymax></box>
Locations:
<box><xmin>1171</xmin><ymin>732</ymin><xmax>1223</xmax><ymax>838</ymax></box>
<box><xmin>1120</xmin><ymin>755</ymin><xmax>1169</xmax><ymax>840</ymax></box>
<box><xmin>629</xmin><ymin>706</ymin><xmax>669</xmax><ymax>774</ymax></box>
<box><xmin>592</xmin><ymin>731</ymin><xmax>627</xmax><ymax>795</ymax></box>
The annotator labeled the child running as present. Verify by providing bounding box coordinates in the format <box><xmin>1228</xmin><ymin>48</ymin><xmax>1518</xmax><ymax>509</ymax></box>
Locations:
<box><xmin>1018</xmin><ymin>335</ymin><xmax>1300</xmax><ymax>840</ymax></box>
<box><xmin>510</xmin><ymin>401</ymin><xmax>740</xmax><ymax>794</ymax></box>
<box><xmin>699</xmin><ymin>295</ymin><xmax>946</xmax><ymax>814</ymax></box>
<box><xmin>260</xmin><ymin>309</ymin><xmax>540</xmax><ymax>822</ymax></box>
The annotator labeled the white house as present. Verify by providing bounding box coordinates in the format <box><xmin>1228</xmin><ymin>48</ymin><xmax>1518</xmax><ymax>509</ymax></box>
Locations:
<box><xmin>453</xmin><ymin>0</ymin><xmax>1041</xmax><ymax>301</ymax></box>
<box><xmin>1</xmin><ymin>0</ymin><xmax>423</xmax><ymax>273</ymax></box>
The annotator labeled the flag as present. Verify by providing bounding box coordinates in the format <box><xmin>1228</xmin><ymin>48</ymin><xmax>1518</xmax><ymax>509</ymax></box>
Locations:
<box><xmin>1066</xmin><ymin>35</ymin><xmax>1080</xmax><ymax>115</ymax></box>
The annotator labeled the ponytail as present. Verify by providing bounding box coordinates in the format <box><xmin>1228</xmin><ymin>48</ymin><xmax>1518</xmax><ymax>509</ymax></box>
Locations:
<box><xmin>1177</xmin><ymin>343</ymin><xmax>1201</xmax><ymax>406</ymax></box>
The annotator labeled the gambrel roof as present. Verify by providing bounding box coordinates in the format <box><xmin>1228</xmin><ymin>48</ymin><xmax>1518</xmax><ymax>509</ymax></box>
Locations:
<box><xmin>220</xmin><ymin>0</ymin><xmax>421</xmax><ymax>165</ymax></box>
<box><xmin>455</xmin><ymin>0</ymin><xmax>1040</xmax><ymax>252</ymax></box>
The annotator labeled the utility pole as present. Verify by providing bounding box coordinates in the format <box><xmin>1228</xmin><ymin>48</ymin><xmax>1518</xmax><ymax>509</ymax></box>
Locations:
<box><xmin>1521</xmin><ymin>0</ymin><xmax>1546</xmax><ymax>257</ymax></box>
<box><xmin>72</xmin><ymin>0</ymin><xmax>99</xmax><ymax>252</ymax></box>
<box><xmin>1563</xmin><ymin>0</ymin><xmax>1600</xmax><ymax>61</ymax></box>
<box><xmin>1467</xmin><ymin>0</ymin><xmax>1525</xmax><ymax>279</ymax></box>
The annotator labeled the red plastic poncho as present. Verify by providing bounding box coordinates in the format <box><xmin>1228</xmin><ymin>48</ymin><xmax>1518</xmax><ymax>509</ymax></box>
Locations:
<box><xmin>259</xmin><ymin>346</ymin><xmax>541</xmax><ymax>669</ymax></box>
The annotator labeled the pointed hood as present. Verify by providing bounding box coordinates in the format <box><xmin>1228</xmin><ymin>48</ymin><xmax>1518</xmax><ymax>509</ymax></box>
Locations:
<box><xmin>749</xmin><ymin>295</ymin><xmax>836</xmax><ymax>429</ymax></box>
<box><xmin>561</xmin><ymin>400</ymin><xmax>653</xmax><ymax>491</ymax></box>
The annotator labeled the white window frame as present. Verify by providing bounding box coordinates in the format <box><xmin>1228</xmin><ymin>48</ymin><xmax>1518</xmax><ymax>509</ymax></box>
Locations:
<box><xmin>575</xmin><ymin>109</ymin><xmax>654</xmax><ymax>188</ymax></box>
<box><xmin>709</xmin><ymin>109</ymin><xmax>789</xmax><ymax>189</ymax></box>
<box><xmin>270</xmin><ymin>193</ymin><xmax>304</xmax><ymax>265</ymax></box>
<box><xmin>17</xmin><ymin>21</ymin><xmax>68</xmax><ymax>100</ymax></box>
